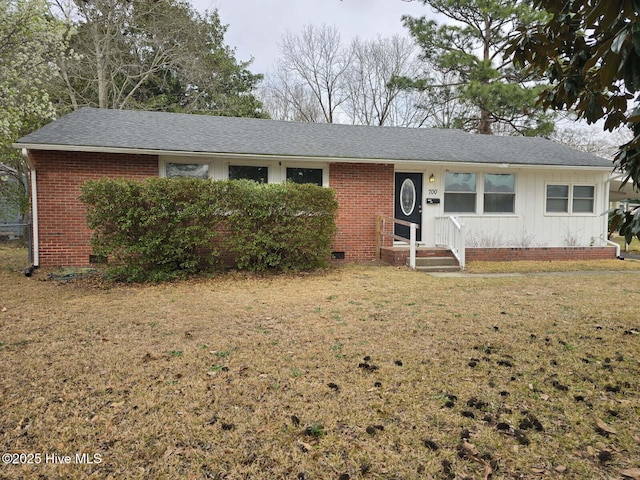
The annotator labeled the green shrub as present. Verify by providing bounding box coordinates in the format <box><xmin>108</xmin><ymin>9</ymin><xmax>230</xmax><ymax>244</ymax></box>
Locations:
<box><xmin>80</xmin><ymin>178</ymin><xmax>338</xmax><ymax>281</ymax></box>
<box><xmin>225</xmin><ymin>181</ymin><xmax>338</xmax><ymax>272</ymax></box>
<box><xmin>80</xmin><ymin>178</ymin><xmax>227</xmax><ymax>282</ymax></box>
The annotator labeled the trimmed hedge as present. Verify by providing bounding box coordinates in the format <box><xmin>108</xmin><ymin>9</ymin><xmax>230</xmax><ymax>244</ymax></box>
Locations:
<box><xmin>80</xmin><ymin>178</ymin><xmax>338</xmax><ymax>282</ymax></box>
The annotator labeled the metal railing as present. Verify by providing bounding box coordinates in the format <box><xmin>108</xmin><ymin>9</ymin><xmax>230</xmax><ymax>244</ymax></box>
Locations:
<box><xmin>435</xmin><ymin>216</ymin><xmax>466</xmax><ymax>269</ymax></box>
<box><xmin>375</xmin><ymin>214</ymin><xmax>420</xmax><ymax>269</ymax></box>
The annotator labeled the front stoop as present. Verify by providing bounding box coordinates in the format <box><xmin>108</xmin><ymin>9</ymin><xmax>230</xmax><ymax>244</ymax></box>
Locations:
<box><xmin>380</xmin><ymin>246</ymin><xmax>460</xmax><ymax>271</ymax></box>
<box><xmin>408</xmin><ymin>255</ymin><xmax>460</xmax><ymax>273</ymax></box>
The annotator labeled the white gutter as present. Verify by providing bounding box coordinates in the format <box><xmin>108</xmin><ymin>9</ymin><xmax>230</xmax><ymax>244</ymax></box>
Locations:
<box><xmin>12</xmin><ymin>142</ymin><xmax>614</xmax><ymax>171</ymax></box>
<box><xmin>603</xmin><ymin>173</ymin><xmax>622</xmax><ymax>258</ymax></box>
<box><xmin>22</xmin><ymin>148</ymin><xmax>39</xmax><ymax>267</ymax></box>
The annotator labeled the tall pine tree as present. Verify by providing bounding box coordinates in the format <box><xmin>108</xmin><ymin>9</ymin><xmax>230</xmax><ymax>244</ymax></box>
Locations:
<box><xmin>401</xmin><ymin>0</ymin><xmax>553</xmax><ymax>135</ymax></box>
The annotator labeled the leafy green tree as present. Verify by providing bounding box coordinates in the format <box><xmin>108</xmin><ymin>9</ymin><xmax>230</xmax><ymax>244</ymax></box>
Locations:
<box><xmin>0</xmin><ymin>0</ymin><xmax>67</xmax><ymax>224</ymax></box>
<box><xmin>401</xmin><ymin>0</ymin><xmax>554</xmax><ymax>135</ymax></box>
<box><xmin>508</xmin><ymin>0</ymin><xmax>640</xmax><ymax>241</ymax></box>
<box><xmin>51</xmin><ymin>0</ymin><xmax>265</xmax><ymax>117</ymax></box>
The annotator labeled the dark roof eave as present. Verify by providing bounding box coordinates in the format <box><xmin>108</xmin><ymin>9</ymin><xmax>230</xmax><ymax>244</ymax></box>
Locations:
<box><xmin>13</xmin><ymin>142</ymin><xmax>613</xmax><ymax>170</ymax></box>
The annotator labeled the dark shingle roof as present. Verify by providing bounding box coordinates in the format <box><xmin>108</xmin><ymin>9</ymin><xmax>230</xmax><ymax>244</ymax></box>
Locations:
<box><xmin>15</xmin><ymin>107</ymin><xmax>612</xmax><ymax>168</ymax></box>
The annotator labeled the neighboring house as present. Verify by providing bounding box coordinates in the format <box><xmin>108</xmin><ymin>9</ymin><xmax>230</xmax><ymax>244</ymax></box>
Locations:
<box><xmin>14</xmin><ymin>108</ymin><xmax>617</xmax><ymax>269</ymax></box>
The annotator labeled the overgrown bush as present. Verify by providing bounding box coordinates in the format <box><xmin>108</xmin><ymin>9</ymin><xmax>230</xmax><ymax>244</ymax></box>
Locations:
<box><xmin>80</xmin><ymin>178</ymin><xmax>338</xmax><ymax>281</ymax></box>
<box><xmin>225</xmin><ymin>180</ymin><xmax>338</xmax><ymax>272</ymax></box>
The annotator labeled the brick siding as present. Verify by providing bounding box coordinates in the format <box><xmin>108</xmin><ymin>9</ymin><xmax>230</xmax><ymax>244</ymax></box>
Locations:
<box><xmin>30</xmin><ymin>150</ymin><xmax>159</xmax><ymax>267</ymax></box>
<box><xmin>30</xmin><ymin>153</ymin><xmax>395</xmax><ymax>267</ymax></box>
<box><xmin>329</xmin><ymin>163</ymin><xmax>394</xmax><ymax>262</ymax></box>
<box><xmin>466</xmin><ymin>246</ymin><xmax>617</xmax><ymax>262</ymax></box>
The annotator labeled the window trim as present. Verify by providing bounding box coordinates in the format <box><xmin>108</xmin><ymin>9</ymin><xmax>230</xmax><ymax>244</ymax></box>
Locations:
<box><xmin>228</xmin><ymin>164</ymin><xmax>270</xmax><ymax>183</ymax></box>
<box><xmin>160</xmin><ymin>158</ymin><xmax>214</xmax><ymax>179</ymax></box>
<box><xmin>545</xmin><ymin>183</ymin><xmax>596</xmax><ymax>216</ymax></box>
<box><xmin>281</xmin><ymin>162</ymin><xmax>329</xmax><ymax>187</ymax></box>
<box><xmin>158</xmin><ymin>157</ymin><xmax>330</xmax><ymax>187</ymax></box>
<box><xmin>483</xmin><ymin>173</ymin><xmax>516</xmax><ymax>215</ymax></box>
<box><xmin>444</xmin><ymin>172</ymin><xmax>477</xmax><ymax>214</ymax></box>
<box><xmin>444</xmin><ymin>172</ymin><xmax>517</xmax><ymax>215</ymax></box>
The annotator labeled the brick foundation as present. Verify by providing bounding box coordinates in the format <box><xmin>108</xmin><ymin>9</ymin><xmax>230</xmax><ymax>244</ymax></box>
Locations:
<box><xmin>30</xmin><ymin>150</ymin><xmax>159</xmax><ymax>267</ymax></box>
<box><xmin>330</xmin><ymin>163</ymin><xmax>394</xmax><ymax>262</ymax></box>
<box><xmin>466</xmin><ymin>246</ymin><xmax>617</xmax><ymax>262</ymax></box>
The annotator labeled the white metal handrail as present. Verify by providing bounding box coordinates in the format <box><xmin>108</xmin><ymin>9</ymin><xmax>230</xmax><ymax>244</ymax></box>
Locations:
<box><xmin>435</xmin><ymin>216</ymin><xmax>466</xmax><ymax>269</ymax></box>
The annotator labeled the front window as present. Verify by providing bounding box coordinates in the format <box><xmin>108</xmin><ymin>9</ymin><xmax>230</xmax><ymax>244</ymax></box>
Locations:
<box><xmin>484</xmin><ymin>174</ymin><xmax>515</xmax><ymax>213</ymax></box>
<box><xmin>229</xmin><ymin>165</ymin><xmax>268</xmax><ymax>183</ymax></box>
<box><xmin>573</xmin><ymin>185</ymin><xmax>594</xmax><ymax>213</ymax></box>
<box><xmin>444</xmin><ymin>172</ymin><xmax>476</xmax><ymax>213</ymax></box>
<box><xmin>546</xmin><ymin>185</ymin><xmax>569</xmax><ymax>213</ymax></box>
<box><xmin>286</xmin><ymin>167</ymin><xmax>323</xmax><ymax>186</ymax></box>
<box><xmin>166</xmin><ymin>163</ymin><xmax>209</xmax><ymax>179</ymax></box>
<box><xmin>546</xmin><ymin>184</ymin><xmax>594</xmax><ymax>214</ymax></box>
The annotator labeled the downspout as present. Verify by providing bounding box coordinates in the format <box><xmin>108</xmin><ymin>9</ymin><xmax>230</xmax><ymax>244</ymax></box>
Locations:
<box><xmin>603</xmin><ymin>172</ymin><xmax>622</xmax><ymax>259</ymax></box>
<box><xmin>22</xmin><ymin>148</ymin><xmax>39</xmax><ymax>273</ymax></box>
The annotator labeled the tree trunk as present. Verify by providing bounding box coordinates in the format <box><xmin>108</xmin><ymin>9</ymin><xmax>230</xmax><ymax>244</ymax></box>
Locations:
<box><xmin>478</xmin><ymin>108</ymin><xmax>492</xmax><ymax>134</ymax></box>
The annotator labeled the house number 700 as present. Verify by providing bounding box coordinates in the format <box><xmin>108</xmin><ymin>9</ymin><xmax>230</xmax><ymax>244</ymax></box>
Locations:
<box><xmin>428</xmin><ymin>189</ymin><xmax>438</xmax><ymax>195</ymax></box>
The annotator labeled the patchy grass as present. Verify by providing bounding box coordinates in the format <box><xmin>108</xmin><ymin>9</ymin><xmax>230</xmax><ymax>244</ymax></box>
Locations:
<box><xmin>1</xmin><ymin>246</ymin><xmax>639</xmax><ymax>479</ymax></box>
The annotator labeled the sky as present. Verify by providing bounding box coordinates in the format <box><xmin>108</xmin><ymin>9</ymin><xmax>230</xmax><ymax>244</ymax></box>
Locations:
<box><xmin>192</xmin><ymin>0</ymin><xmax>432</xmax><ymax>73</ymax></box>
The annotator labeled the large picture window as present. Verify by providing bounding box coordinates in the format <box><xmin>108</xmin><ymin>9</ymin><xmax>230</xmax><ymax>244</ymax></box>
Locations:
<box><xmin>546</xmin><ymin>184</ymin><xmax>594</xmax><ymax>214</ymax></box>
<box><xmin>444</xmin><ymin>172</ymin><xmax>476</xmax><ymax>213</ymax></box>
<box><xmin>229</xmin><ymin>165</ymin><xmax>268</xmax><ymax>183</ymax></box>
<box><xmin>484</xmin><ymin>174</ymin><xmax>515</xmax><ymax>213</ymax></box>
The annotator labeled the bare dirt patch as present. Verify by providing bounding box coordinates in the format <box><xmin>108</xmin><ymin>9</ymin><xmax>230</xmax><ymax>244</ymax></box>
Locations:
<box><xmin>1</xmin><ymin>247</ymin><xmax>639</xmax><ymax>479</ymax></box>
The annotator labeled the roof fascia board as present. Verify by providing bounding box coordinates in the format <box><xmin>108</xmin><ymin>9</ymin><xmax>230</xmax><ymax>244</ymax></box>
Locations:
<box><xmin>13</xmin><ymin>143</ymin><xmax>613</xmax><ymax>171</ymax></box>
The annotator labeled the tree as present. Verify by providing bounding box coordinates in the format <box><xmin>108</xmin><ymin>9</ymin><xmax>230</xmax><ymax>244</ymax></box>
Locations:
<box><xmin>400</xmin><ymin>0</ymin><xmax>554</xmax><ymax>135</ymax></box>
<box><xmin>50</xmin><ymin>0</ymin><xmax>265</xmax><ymax>117</ymax></box>
<box><xmin>1</xmin><ymin>0</ymin><xmax>67</xmax><ymax>225</ymax></box>
<box><xmin>508</xmin><ymin>0</ymin><xmax>640</xmax><ymax>241</ymax></box>
<box><xmin>343</xmin><ymin>35</ymin><xmax>428</xmax><ymax>126</ymax></box>
<box><xmin>266</xmin><ymin>24</ymin><xmax>351</xmax><ymax>123</ymax></box>
<box><xmin>262</xmin><ymin>27</ymin><xmax>429</xmax><ymax>126</ymax></box>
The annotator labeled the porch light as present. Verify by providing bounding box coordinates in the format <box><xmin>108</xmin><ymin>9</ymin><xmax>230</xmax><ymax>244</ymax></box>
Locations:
<box><xmin>429</xmin><ymin>173</ymin><xmax>435</xmax><ymax>183</ymax></box>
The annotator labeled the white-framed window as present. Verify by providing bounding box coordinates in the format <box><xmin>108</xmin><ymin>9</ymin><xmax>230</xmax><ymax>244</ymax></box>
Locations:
<box><xmin>546</xmin><ymin>184</ymin><xmax>595</xmax><ymax>214</ymax></box>
<box><xmin>228</xmin><ymin>165</ymin><xmax>268</xmax><ymax>183</ymax></box>
<box><xmin>444</xmin><ymin>172</ymin><xmax>477</xmax><ymax>213</ymax></box>
<box><xmin>444</xmin><ymin>172</ymin><xmax>516</xmax><ymax>214</ymax></box>
<box><xmin>484</xmin><ymin>173</ymin><xmax>515</xmax><ymax>214</ymax></box>
<box><xmin>286</xmin><ymin>167</ymin><xmax>324</xmax><ymax>186</ymax></box>
<box><xmin>159</xmin><ymin>157</ymin><xmax>329</xmax><ymax>187</ymax></box>
<box><xmin>160</xmin><ymin>158</ymin><xmax>213</xmax><ymax>180</ymax></box>
<box><xmin>573</xmin><ymin>185</ymin><xmax>595</xmax><ymax>213</ymax></box>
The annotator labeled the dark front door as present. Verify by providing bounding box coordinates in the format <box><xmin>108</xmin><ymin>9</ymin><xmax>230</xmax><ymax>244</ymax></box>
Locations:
<box><xmin>394</xmin><ymin>172</ymin><xmax>422</xmax><ymax>241</ymax></box>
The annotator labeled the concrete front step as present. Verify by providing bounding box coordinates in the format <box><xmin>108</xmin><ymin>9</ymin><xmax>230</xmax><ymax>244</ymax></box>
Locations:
<box><xmin>415</xmin><ymin>264</ymin><xmax>462</xmax><ymax>273</ymax></box>
<box><xmin>406</xmin><ymin>256</ymin><xmax>460</xmax><ymax>272</ymax></box>
<box><xmin>412</xmin><ymin>256</ymin><xmax>459</xmax><ymax>267</ymax></box>
<box><xmin>380</xmin><ymin>246</ymin><xmax>456</xmax><ymax>266</ymax></box>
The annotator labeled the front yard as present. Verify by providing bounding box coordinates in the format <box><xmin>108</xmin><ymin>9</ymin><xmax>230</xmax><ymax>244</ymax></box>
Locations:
<box><xmin>1</xmin><ymin>245</ymin><xmax>639</xmax><ymax>479</ymax></box>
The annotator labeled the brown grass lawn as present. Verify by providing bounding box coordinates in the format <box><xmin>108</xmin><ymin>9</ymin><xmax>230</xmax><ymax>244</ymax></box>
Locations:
<box><xmin>1</xmin><ymin>245</ymin><xmax>639</xmax><ymax>480</ymax></box>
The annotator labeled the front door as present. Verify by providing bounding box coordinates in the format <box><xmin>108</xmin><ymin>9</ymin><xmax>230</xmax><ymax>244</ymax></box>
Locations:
<box><xmin>394</xmin><ymin>172</ymin><xmax>422</xmax><ymax>241</ymax></box>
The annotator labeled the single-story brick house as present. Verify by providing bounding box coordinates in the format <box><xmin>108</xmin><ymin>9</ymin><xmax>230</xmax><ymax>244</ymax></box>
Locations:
<box><xmin>14</xmin><ymin>108</ymin><xmax>618</xmax><ymax>269</ymax></box>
